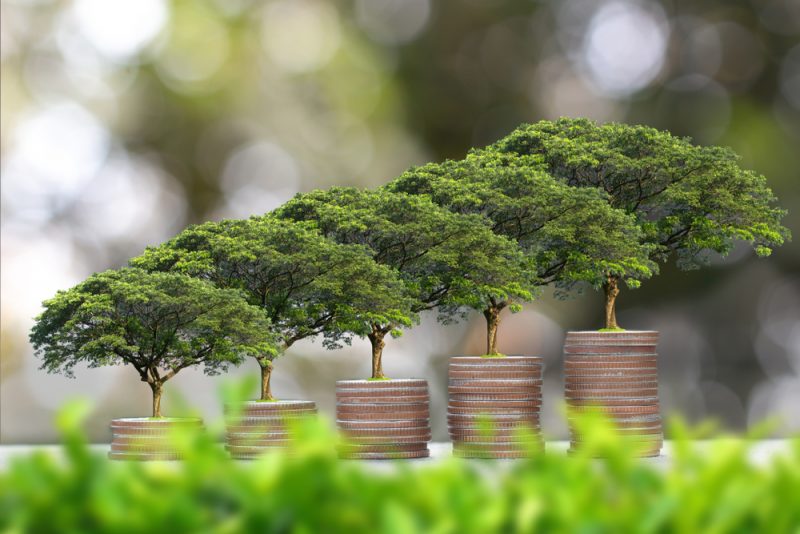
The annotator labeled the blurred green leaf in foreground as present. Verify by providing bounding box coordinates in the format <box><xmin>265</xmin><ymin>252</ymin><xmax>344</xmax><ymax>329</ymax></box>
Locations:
<box><xmin>1</xmin><ymin>397</ymin><xmax>798</xmax><ymax>534</ymax></box>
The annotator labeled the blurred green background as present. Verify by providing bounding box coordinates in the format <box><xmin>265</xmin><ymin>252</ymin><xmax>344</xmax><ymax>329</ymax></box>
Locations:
<box><xmin>1</xmin><ymin>0</ymin><xmax>798</xmax><ymax>443</ymax></box>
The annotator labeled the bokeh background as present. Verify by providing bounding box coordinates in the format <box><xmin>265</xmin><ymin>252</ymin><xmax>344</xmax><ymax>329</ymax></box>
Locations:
<box><xmin>1</xmin><ymin>0</ymin><xmax>798</xmax><ymax>444</ymax></box>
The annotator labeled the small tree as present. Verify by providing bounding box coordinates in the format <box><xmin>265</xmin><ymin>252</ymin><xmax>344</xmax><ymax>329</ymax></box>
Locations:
<box><xmin>480</xmin><ymin>118</ymin><xmax>790</xmax><ymax>329</ymax></box>
<box><xmin>275</xmin><ymin>187</ymin><xmax>530</xmax><ymax>374</ymax></box>
<box><xmin>388</xmin><ymin>156</ymin><xmax>654</xmax><ymax>350</ymax></box>
<box><xmin>132</xmin><ymin>217</ymin><xmax>410</xmax><ymax>398</ymax></box>
<box><xmin>30</xmin><ymin>268</ymin><xmax>272</xmax><ymax>417</ymax></box>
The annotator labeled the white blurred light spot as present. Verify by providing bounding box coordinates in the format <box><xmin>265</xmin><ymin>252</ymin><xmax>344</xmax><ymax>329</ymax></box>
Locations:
<box><xmin>581</xmin><ymin>1</ymin><xmax>668</xmax><ymax>96</ymax></box>
<box><xmin>216</xmin><ymin>141</ymin><xmax>300</xmax><ymax>218</ymax></box>
<box><xmin>74</xmin><ymin>154</ymin><xmax>186</xmax><ymax>242</ymax></box>
<box><xmin>261</xmin><ymin>0</ymin><xmax>341</xmax><ymax>73</ymax></box>
<box><xmin>355</xmin><ymin>0</ymin><xmax>431</xmax><ymax>45</ymax></box>
<box><xmin>73</xmin><ymin>0</ymin><xmax>168</xmax><ymax>61</ymax></box>
<box><xmin>2</xmin><ymin>103</ymin><xmax>109</xmax><ymax>222</ymax></box>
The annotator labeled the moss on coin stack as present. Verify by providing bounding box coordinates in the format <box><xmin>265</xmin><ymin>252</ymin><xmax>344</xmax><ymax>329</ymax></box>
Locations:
<box><xmin>564</xmin><ymin>331</ymin><xmax>662</xmax><ymax>457</ymax></box>
<box><xmin>336</xmin><ymin>379</ymin><xmax>431</xmax><ymax>459</ymax></box>
<box><xmin>224</xmin><ymin>401</ymin><xmax>317</xmax><ymax>459</ymax></box>
<box><xmin>108</xmin><ymin>418</ymin><xmax>204</xmax><ymax>461</ymax></box>
<box><xmin>447</xmin><ymin>356</ymin><xmax>544</xmax><ymax>459</ymax></box>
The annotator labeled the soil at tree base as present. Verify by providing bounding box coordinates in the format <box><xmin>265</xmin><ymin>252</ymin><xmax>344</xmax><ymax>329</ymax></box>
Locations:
<box><xmin>335</xmin><ymin>379</ymin><xmax>431</xmax><ymax>459</ymax></box>
<box><xmin>563</xmin><ymin>331</ymin><xmax>662</xmax><ymax>458</ymax></box>
<box><xmin>223</xmin><ymin>400</ymin><xmax>318</xmax><ymax>459</ymax></box>
<box><xmin>447</xmin><ymin>356</ymin><xmax>544</xmax><ymax>459</ymax></box>
<box><xmin>108</xmin><ymin>417</ymin><xmax>204</xmax><ymax>461</ymax></box>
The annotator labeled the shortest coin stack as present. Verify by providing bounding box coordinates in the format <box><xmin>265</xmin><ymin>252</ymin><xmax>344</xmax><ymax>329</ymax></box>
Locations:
<box><xmin>225</xmin><ymin>400</ymin><xmax>318</xmax><ymax>459</ymax></box>
<box><xmin>448</xmin><ymin>356</ymin><xmax>544</xmax><ymax>459</ymax></box>
<box><xmin>109</xmin><ymin>418</ymin><xmax>204</xmax><ymax>461</ymax></box>
<box><xmin>564</xmin><ymin>331</ymin><xmax>662</xmax><ymax>457</ymax></box>
<box><xmin>336</xmin><ymin>379</ymin><xmax>431</xmax><ymax>460</ymax></box>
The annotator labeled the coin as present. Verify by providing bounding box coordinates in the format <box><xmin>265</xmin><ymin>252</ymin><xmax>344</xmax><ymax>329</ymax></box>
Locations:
<box><xmin>338</xmin><ymin>449</ymin><xmax>430</xmax><ymax>460</ymax></box>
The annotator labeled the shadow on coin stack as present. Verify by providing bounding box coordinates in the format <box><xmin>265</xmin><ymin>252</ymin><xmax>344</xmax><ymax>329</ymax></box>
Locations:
<box><xmin>109</xmin><ymin>417</ymin><xmax>203</xmax><ymax>461</ymax></box>
<box><xmin>448</xmin><ymin>356</ymin><xmax>544</xmax><ymax>459</ymax></box>
<box><xmin>336</xmin><ymin>379</ymin><xmax>431</xmax><ymax>459</ymax></box>
<box><xmin>564</xmin><ymin>331</ymin><xmax>662</xmax><ymax>457</ymax></box>
<box><xmin>225</xmin><ymin>400</ymin><xmax>318</xmax><ymax>459</ymax></box>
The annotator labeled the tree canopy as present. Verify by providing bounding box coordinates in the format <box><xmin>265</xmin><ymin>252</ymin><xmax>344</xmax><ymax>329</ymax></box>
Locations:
<box><xmin>274</xmin><ymin>187</ymin><xmax>531</xmax><ymax>374</ymax></box>
<box><xmin>478</xmin><ymin>118</ymin><xmax>790</xmax><ymax>328</ymax></box>
<box><xmin>388</xmin><ymin>155</ymin><xmax>654</xmax><ymax>348</ymax></box>
<box><xmin>29</xmin><ymin>268</ymin><xmax>271</xmax><ymax>417</ymax></box>
<box><xmin>130</xmin><ymin>216</ymin><xmax>410</xmax><ymax>399</ymax></box>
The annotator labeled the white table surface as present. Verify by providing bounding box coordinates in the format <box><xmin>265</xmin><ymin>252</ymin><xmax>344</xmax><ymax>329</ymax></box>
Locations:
<box><xmin>0</xmin><ymin>440</ymin><xmax>793</xmax><ymax>470</ymax></box>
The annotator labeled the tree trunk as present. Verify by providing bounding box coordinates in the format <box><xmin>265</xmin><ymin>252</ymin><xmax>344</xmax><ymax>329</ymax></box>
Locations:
<box><xmin>150</xmin><ymin>382</ymin><xmax>163</xmax><ymax>418</ymax></box>
<box><xmin>483</xmin><ymin>305</ymin><xmax>502</xmax><ymax>355</ymax></box>
<box><xmin>368</xmin><ymin>327</ymin><xmax>387</xmax><ymax>379</ymax></box>
<box><xmin>603</xmin><ymin>275</ymin><xmax>621</xmax><ymax>330</ymax></box>
<box><xmin>258</xmin><ymin>358</ymin><xmax>275</xmax><ymax>401</ymax></box>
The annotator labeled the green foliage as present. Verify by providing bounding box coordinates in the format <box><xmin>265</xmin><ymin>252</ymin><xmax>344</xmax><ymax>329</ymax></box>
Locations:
<box><xmin>275</xmin><ymin>187</ymin><xmax>530</xmax><ymax>326</ymax></box>
<box><xmin>2</xmin><ymin>402</ymin><xmax>799</xmax><ymax>534</ymax></box>
<box><xmin>131</xmin><ymin>216</ymin><xmax>411</xmax><ymax>352</ymax></box>
<box><xmin>389</xmin><ymin>156</ymin><xmax>656</xmax><ymax>293</ymax></box>
<box><xmin>29</xmin><ymin>267</ymin><xmax>271</xmax><ymax>389</ymax></box>
<box><xmin>482</xmin><ymin>117</ymin><xmax>791</xmax><ymax>273</ymax></box>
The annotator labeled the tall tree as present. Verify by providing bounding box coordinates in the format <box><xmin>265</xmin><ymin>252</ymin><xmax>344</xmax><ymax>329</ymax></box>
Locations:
<box><xmin>389</xmin><ymin>156</ymin><xmax>653</xmax><ymax>349</ymax></box>
<box><xmin>131</xmin><ymin>217</ymin><xmax>410</xmax><ymax>398</ymax></box>
<box><xmin>480</xmin><ymin>118</ymin><xmax>790</xmax><ymax>328</ymax></box>
<box><xmin>30</xmin><ymin>268</ymin><xmax>271</xmax><ymax>417</ymax></box>
<box><xmin>275</xmin><ymin>187</ymin><xmax>529</xmax><ymax>374</ymax></box>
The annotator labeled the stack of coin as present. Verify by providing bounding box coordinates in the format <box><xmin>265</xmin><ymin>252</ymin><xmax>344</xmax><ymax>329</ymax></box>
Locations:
<box><xmin>448</xmin><ymin>356</ymin><xmax>544</xmax><ymax>459</ymax></box>
<box><xmin>108</xmin><ymin>417</ymin><xmax>203</xmax><ymax>461</ymax></box>
<box><xmin>225</xmin><ymin>400</ymin><xmax>318</xmax><ymax>459</ymax></box>
<box><xmin>336</xmin><ymin>379</ymin><xmax>431</xmax><ymax>459</ymax></box>
<box><xmin>564</xmin><ymin>331</ymin><xmax>662</xmax><ymax>457</ymax></box>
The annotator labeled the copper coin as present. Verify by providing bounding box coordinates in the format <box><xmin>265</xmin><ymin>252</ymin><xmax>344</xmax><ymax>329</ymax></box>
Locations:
<box><xmin>341</xmin><ymin>426</ymin><xmax>431</xmax><ymax>438</ymax></box>
<box><xmin>565</xmin><ymin>330</ymin><xmax>658</xmax><ymax>340</ymax></box>
<box><xmin>336</xmin><ymin>395</ymin><xmax>429</xmax><ymax>405</ymax></box>
<box><xmin>337</xmin><ymin>441</ymin><xmax>428</xmax><ymax>453</ymax></box>
<box><xmin>337</xmin><ymin>401</ymin><xmax>428</xmax><ymax>411</ymax></box>
<box><xmin>449</xmin><ymin>393</ymin><xmax>542</xmax><ymax>402</ymax></box>
<box><xmin>564</xmin><ymin>368</ymin><xmax>657</xmax><ymax>377</ymax></box>
<box><xmin>108</xmin><ymin>451</ymin><xmax>184</xmax><ymax>461</ymax></box>
<box><xmin>452</xmin><ymin>433</ymin><xmax>541</xmax><ymax>444</ymax></box>
<box><xmin>564</xmin><ymin>382</ymin><xmax>658</xmax><ymax>389</ymax></box>
<box><xmin>335</xmin><ymin>386</ymin><xmax>429</xmax><ymax>396</ymax></box>
<box><xmin>336</xmin><ymin>379</ymin><xmax>428</xmax><ymax>389</ymax></box>
<box><xmin>567</xmin><ymin>405</ymin><xmax>660</xmax><ymax>416</ymax></box>
<box><xmin>337</xmin><ymin>412</ymin><xmax>430</xmax><ymax>422</ymax></box>
<box><xmin>453</xmin><ymin>449</ymin><xmax>540</xmax><ymax>459</ymax></box>
<box><xmin>336</xmin><ymin>419</ymin><xmax>430</xmax><ymax>430</ymax></box>
<box><xmin>566</xmin><ymin>387</ymin><xmax>659</xmax><ymax>397</ymax></box>
<box><xmin>448</xmin><ymin>363</ymin><xmax>543</xmax><ymax>373</ymax></box>
<box><xmin>448</xmin><ymin>414</ymin><xmax>539</xmax><ymax>424</ymax></box>
<box><xmin>338</xmin><ymin>449</ymin><xmax>430</xmax><ymax>460</ymax></box>
<box><xmin>567</xmin><ymin>398</ymin><xmax>659</xmax><ymax>408</ymax></box>
<box><xmin>110</xmin><ymin>436</ymin><xmax>174</xmax><ymax>448</ymax></box>
<box><xmin>336</xmin><ymin>408</ymin><xmax>429</xmax><ymax>419</ymax></box>
<box><xmin>342</xmin><ymin>434</ymin><xmax>432</xmax><ymax>445</ymax></box>
<box><xmin>448</xmin><ymin>399</ymin><xmax>542</xmax><ymax>409</ymax></box>
<box><xmin>110</xmin><ymin>417</ymin><xmax>202</xmax><ymax>429</ymax></box>
<box><xmin>565</xmin><ymin>355</ymin><xmax>657</xmax><ymax>365</ymax></box>
<box><xmin>447</xmin><ymin>406</ymin><xmax>541</xmax><ymax>415</ymax></box>
<box><xmin>453</xmin><ymin>442</ymin><xmax>543</xmax><ymax>454</ymax></box>
<box><xmin>450</xmin><ymin>355</ymin><xmax>543</xmax><ymax>364</ymax></box>
<box><xmin>447</xmin><ymin>378</ymin><xmax>542</xmax><ymax>389</ymax></box>
<box><xmin>447</xmin><ymin>371</ymin><xmax>543</xmax><ymax>381</ymax></box>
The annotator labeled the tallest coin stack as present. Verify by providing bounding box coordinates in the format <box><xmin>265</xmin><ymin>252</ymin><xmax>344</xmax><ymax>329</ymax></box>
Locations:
<box><xmin>564</xmin><ymin>331</ymin><xmax>662</xmax><ymax>457</ymax></box>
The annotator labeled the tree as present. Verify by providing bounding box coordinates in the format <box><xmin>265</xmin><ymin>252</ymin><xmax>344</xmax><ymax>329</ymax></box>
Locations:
<box><xmin>479</xmin><ymin>118</ymin><xmax>791</xmax><ymax>329</ymax></box>
<box><xmin>131</xmin><ymin>217</ymin><xmax>410</xmax><ymax>398</ymax></box>
<box><xmin>388</xmin><ymin>155</ymin><xmax>654</xmax><ymax>349</ymax></box>
<box><xmin>274</xmin><ymin>187</ymin><xmax>529</xmax><ymax>374</ymax></box>
<box><xmin>30</xmin><ymin>268</ymin><xmax>271</xmax><ymax>417</ymax></box>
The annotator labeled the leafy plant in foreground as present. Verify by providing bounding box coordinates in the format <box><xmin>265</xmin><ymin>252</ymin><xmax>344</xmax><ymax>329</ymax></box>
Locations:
<box><xmin>1</xmin><ymin>400</ymin><xmax>798</xmax><ymax>533</ymax></box>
